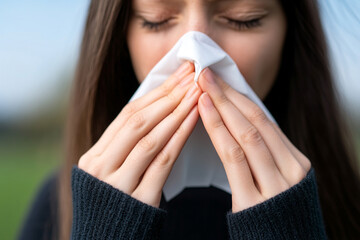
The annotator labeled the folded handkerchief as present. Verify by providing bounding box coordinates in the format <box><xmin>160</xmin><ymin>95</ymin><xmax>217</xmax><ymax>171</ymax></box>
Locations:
<box><xmin>130</xmin><ymin>31</ymin><xmax>276</xmax><ymax>201</ymax></box>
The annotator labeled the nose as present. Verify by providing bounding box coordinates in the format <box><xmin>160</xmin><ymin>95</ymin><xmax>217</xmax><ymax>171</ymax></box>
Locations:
<box><xmin>183</xmin><ymin>3</ymin><xmax>212</xmax><ymax>37</ymax></box>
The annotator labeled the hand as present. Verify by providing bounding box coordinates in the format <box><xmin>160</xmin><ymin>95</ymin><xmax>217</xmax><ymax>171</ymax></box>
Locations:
<box><xmin>78</xmin><ymin>62</ymin><xmax>202</xmax><ymax>208</ymax></box>
<box><xmin>197</xmin><ymin>68</ymin><xmax>312</xmax><ymax>213</ymax></box>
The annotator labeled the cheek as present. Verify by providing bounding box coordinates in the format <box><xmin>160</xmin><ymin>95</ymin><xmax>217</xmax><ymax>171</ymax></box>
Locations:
<box><xmin>127</xmin><ymin>34</ymin><xmax>164</xmax><ymax>82</ymax></box>
<box><xmin>219</xmin><ymin>25</ymin><xmax>286</xmax><ymax>100</ymax></box>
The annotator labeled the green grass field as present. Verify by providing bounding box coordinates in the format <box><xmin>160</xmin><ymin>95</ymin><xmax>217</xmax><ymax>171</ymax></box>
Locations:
<box><xmin>0</xmin><ymin>138</ymin><xmax>60</xmax><ymax>240</ymax></box>
<box><xmin>0</xmin><ymin>133</ymin><xmax>359</xmax><ymax>240</ymax></box>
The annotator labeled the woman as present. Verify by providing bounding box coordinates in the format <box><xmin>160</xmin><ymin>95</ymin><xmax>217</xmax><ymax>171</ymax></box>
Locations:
<box><xmin>18</xmin><ymin>0</ymin><xmax>360</xmax><ymax>239</ymax></box>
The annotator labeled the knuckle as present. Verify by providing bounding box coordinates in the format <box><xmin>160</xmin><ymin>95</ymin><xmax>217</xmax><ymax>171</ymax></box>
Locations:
<box><xmin>288</xmin><ymin>159</ymin><xmax>308</xmax><ymax>184</ymax></box>
<box><xmin>78</xmin><ymin>152</ymin><xmax>98</xmax><ymax>168</ymax></box>
<box><xmin>87</xmin><ymin>143</ymin><xmax>103</xmax><ymax>158</ymax></box>
<box><xmin>172</xmin><ymin>106</ymin><xmax>183</xmax><ymax>118</ymax></box>
<box><xmin>225</xmin><ymin>145</ymin><xmax>247</xmax><ymax>165</ymax></box>
<box><xmin>211</xmin><ymin>118</ymin><xmax>225</xmax><ymax>130</ymax></box>
<box><xmin>302</xmin><ymin>156</ymin><xmax>312</xmax><ymax>172</ymax></box>
<box><xmin>86</xmin><ymin>160</ymin><xmax>103</xmax><ymax>177</ymax></box>
<box><xmin>138</xmin><ymin>135</ymin><xmax>156</xmax><ymax>152</ymax></box>
<box><xmin>248</xmin><ymin>107</ymin><xmax>268</xmax><ymax>125</ymax></box>
<box><xmin>293</xmin><ymin>167</ymin><xmax>307</xmax><ymax>184</ymax></box>
<box><xmin>152</xmin><ymin>150</ymin><xmax>172</xmax><ymax>169</ymax></box>
<box><xmin>160</xmin><ymin>81</ymin><xmax>172</xmax><ymax>94</ymax></box>
<box><xmin>219</xmin><ymin>80</ymin><xmax>231</xmax><ymax>92</ymax></box>
<box><xmin>78</xmin><ymin>154</ymin><xmax>89</xmax><ymax>169</ymax></box>
<box><xmin>174</xmin><ymin>124</ymin><xmax>185</xmax><ymax>137</ymax></box>
<box><xmin>122</xmin><ymin>103</ymin><xmax>136</xmax><ymax>118</ymax></box>
<box><xmin>127</xmin><ymin>112</ymin><xmax>146</xmax><ymax>129</ymax></box>
<box><xmin>240</xmin><ymin>126</ymin><xmax>263</xmax><ymax>146</ymax></box>
<box><xmin>217</xmin><ymin>93</ymin><xmax>229</xmax><ymax>107</ymax></box>
<box><xmin>166</xmin><ymin>90</ymin><xmax>178</xmax><ymax>101</ymax></box>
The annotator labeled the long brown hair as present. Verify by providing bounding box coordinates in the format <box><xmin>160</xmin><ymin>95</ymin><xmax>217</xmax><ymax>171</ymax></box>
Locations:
<box><xmin>58</xmin><ymin>0</ymin><xmax>360</xmax><ymax>239</ymax></box>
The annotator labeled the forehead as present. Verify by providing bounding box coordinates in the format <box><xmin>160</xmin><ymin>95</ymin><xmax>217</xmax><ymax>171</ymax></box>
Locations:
<box><xmin>132</xmin><ymin>0</ymin><xmax>271</xmax><ymax>8</ymax></box>
<box><xmin>133</xmin><ymin>0</ymin><xmax>268</xmax><ymax>4</ymax></box>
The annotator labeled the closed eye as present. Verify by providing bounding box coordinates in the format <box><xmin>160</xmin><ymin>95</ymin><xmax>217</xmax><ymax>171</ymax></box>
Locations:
<box><xmin>141</xmin><ymin>18</ymin><xmax>172</xmax><ymax>31</ymax></box>
<box><xmin>140</xmin><ymin>17</ymin><xmax>262</xmax><ymax>31</ymax></box>
<box><xmin>224</xmin><ymin>17</ymin><xmax>262</xmax><ymax>30</ymax></box>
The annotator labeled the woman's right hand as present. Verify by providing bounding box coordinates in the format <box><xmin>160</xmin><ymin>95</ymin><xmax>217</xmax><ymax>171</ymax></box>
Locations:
<box><xmin>78</xmin><ymin>62</ymin><xmax>201</xmax><ymax>208</ymax></box>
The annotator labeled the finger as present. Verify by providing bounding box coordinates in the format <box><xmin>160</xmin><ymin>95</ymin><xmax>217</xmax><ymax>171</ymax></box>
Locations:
<box><xmin>212</xmin><ymin>71</ymin><xmax>309</xmax><ymax>185</ymax></box>
<box><xmin>99</xmin><ymin>73</ymin><xmax>195</xmax><ymax>175</ymax></box>
<box><xmin>198</xmin><ymin>92</ymin><xmax>264</xmax><ymax>211</ymax></box>
<box><xmin>271</xmin><ymin>122</ymin><xmax>312</xmax><ymax>173</ymax></box>
<box><xmin>115</xmin><ymin>84</ymin><xmax>201</xmax><ymax>193</ymax></box>
<box><xmin>198</xmin><ymin>69</ymin><xmax>289</xmax><ymax>197</ymax></box>
<box><xmin>131</xmin><ymin>105</ymin><xmax>199</xmax><ymax>207</ymax></box>
<box><xmin>89</xmin><ymin>61</ymin><xmax>195</xmax><ymax>157</ymax></box>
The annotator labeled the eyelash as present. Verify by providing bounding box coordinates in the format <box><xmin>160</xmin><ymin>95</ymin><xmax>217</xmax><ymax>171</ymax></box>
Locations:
<box><xmin>141</xmin><ymin>18</ymin><xmax>261</xmax><ymax>31</ymax></box>
<box><xmin>225</xmin><ymin>18</ymin><xmax>261</xmax><ymax>30</ymax></box>
<box><xmin>141</xmin><ymin>19</ymin><xmax>171</xmax><ymax>31</ymax></box>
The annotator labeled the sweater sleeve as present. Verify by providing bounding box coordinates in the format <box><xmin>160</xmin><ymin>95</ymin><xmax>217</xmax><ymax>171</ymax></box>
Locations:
<box><xmin>226</xmin><ymin>168</ymin><xmax>327</xmax><ymax>240</ymax></box>
<box><xmin>71</xmin><ymin>166</ymin><xmax>167</xmax><ymax>240</ymax></box>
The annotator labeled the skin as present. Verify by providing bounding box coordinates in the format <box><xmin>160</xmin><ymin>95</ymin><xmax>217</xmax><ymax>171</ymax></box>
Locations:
<box><xmin>79</xmin><ymin>0</ymin><xmax>311</xmax><ymax>213</ymax></box>
<box><xmin>127</xmin><ymin>0</ymin><xmax>287</xmax><ymax>99</ymax></box>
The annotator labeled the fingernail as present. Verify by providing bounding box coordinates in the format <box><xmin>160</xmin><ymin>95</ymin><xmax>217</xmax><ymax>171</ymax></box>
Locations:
<box><xmin>185</xmin><ymin>84</ymin><xmax>199</xmax><ymax>99</ymax></box>
<box><xmin>200</xmin><ymin>93</ymin><xmax>213</xmax><ymax>108</ymax></box>
<box><xmin>175</xmin><ymin>62</ymin><xmax>191</xmax><ymax>78</ymax></box>
<box><xmin>202</xmin><ymin>68</ymin><xmax>215</xmax><ymax>85</ymax></box>
<box><xmin>179</xmin><ymin>74</ymin><xmax>194</xmax><ymax>87</ymax></box>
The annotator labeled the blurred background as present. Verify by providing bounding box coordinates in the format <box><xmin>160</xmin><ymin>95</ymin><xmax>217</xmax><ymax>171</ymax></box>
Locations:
<box><xmin>0</xmin><ymin>0</ymin><xmax>359</xmax><ymax>239</ymax></box>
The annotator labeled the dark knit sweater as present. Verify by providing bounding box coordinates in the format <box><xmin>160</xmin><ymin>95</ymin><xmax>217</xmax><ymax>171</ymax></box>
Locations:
<box><xmin>18</xmin><ymin>166</ymin><xmax>327</xmax><ymax>239</ymax></box>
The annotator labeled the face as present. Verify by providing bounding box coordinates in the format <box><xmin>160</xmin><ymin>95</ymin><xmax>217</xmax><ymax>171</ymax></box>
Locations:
<box><xmin>127</xmin><ymin>0</ymin><xmax>287</xmax><ymax>100</ymax></box>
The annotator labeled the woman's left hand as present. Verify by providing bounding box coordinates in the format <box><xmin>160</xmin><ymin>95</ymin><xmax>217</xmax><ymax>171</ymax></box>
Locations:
<box><xmin>197</xmin><ymin>68</ymin><xmax>312</xmax><ymax>213</ymax></box>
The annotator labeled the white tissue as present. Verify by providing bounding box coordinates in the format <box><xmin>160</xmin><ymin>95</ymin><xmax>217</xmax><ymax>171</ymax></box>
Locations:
<box><xmin>129</xmin><ymin>31</ymin><xmax>276</xmax><ymax>201</ymax></box>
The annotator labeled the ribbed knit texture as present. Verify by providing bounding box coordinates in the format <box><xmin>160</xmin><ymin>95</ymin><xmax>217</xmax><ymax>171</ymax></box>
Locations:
<box><xmin>226</xmin><ymin>168</ymin><xmax>327</xmax><ymax>240</ymax></box>
<box><xmin>71</xmin><ymin>166</ymin><xmax>167</xmax><ymax>240</ymax></box>
<box><xmin>69</xmin><ymin>166</ymin><xmax>327</xmax><ymax>239</ymax></box>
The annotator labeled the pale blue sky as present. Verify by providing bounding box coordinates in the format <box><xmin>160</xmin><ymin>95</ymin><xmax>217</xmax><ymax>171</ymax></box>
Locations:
<box><xmin>0</xmin><ymin>0</ymin><xmax>90</xmax><ymax>121</ymax></box>
<box><xmin>0</xmin><ymin>0</ymin><xmax>359</xmax><ymax>122</ymax></box>
<box><xmin>318</xmin><ymin>0</ymin><xmax>360</xmax><ymax>118</ymax></box>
